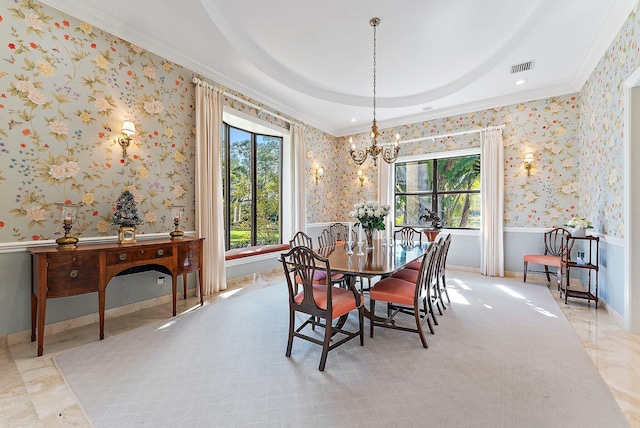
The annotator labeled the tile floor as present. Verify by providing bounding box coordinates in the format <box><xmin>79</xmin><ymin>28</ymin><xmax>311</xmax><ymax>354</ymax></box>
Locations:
<box><xmin>1</xmin><ymin>270</ymin><xmax>640</xmax><ymax>427</ymax></box>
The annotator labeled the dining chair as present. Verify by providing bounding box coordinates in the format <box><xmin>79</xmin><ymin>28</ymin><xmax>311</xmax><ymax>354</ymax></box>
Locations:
<box><xmin>280</xmin><ymin>246</ymin><xmax>364</xmax><ymax>371</ymax></box>
<box><xmin>369</xmin><ymin>243</ymin><xmax>440</xmax><ymax>348</ymax></box>
<box><xmin>435</xmin><ymin>234</ymin><xmax>452</xmax><ymax>306</ymax></box>
<box><xmin>523</xmin><ymin>227</ymin><xmax>571</xmax><ymax>289</ymax></box>
<box><xmin>394</xmin><ymin>226</ymin><xmax>422</xmax><ymax>246</ymax></box>
<box><xmin>289</xmin><ymin>231</ymin><xmax>313</xmax><ymax>249</ymax></box>
<box><xmin>318</xmin><ymin>229</ymin><xmax>337</xmax><ymax>248</ymax></box>
<box><xmin>288</xmin><ymin>231</ymin><xmax>344</xmax><ymax>288</ymax></box>
<box><xmin>390</xmin><ymin>240</ymin><xmax>443</xmax><ymax>325</ymax></box>
<box><xmin>328</xmin><ymin>223</ymin><xmax>349</xmax><ymax>243</ymax></box>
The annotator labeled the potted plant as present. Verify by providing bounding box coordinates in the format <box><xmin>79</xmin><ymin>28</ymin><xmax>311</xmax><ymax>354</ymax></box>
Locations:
<box><xmin>564</xmin><ymin>216</ymin><xmax>592</xmax><ymax>237</ymax></box>
<box><xmin>112</xmin><ymin>190</ymin><xmax>143</xmax><ymax>243</ymax></box>
<box><xmin>419</xmin><ymin>208</ymin><xmax>442</xmax><ymax>242</ymax></box>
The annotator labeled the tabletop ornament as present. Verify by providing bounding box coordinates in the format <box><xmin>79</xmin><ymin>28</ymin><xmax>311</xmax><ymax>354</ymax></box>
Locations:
<box><xmin>112</xmin><ymin>190</ymin><xmax>143</xmax><ymax>243</ymax></box>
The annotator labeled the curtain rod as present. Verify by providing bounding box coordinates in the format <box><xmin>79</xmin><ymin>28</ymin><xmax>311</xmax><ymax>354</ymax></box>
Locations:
<box><xmin>192</xmin><ymin>77</ymin><xmax>293</xmax><ymax>126</ymax></box>
<box><xmin>399</xmin><ymin>124</ymin><xmax>505</xmax><ymax>145</ymax></box>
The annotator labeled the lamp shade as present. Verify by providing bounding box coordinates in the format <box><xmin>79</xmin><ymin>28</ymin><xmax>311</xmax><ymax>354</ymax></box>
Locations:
<box><xmin>121</xmin><ymin>120</ymin><xmax>136</xmax><ymax>136</ymax></box>
<box><xmin>524</xmin><ymin>152</ymin><xmax>534</xmax><ymax>162</ymax></box>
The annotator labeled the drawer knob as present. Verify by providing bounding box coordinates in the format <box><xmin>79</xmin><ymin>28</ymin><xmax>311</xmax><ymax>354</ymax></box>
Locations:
<box><xmin>188</xmin><ymin>254</ymin><xmax>193</xmax><ymax>261</ymax></box>
<box><xmin>157</xmin><ymin>248</ymin><xmax>165</xmax><ymax>256</ymax></box>
<box><xmin>119</xmin><ymin>253</ymin><xmax>127</xmax><ymax>261</ymax></box>
<box><xmin>69</xmin><ymin>270</ymin><xmax>78</xmax><ymax>278</ymax></box>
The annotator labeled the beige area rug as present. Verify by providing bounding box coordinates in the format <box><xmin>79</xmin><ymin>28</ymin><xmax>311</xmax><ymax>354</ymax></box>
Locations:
<box><xmin>54</xmin><ymin>272</ymin><xmax>628</xmax><ymax>427</ymax></box>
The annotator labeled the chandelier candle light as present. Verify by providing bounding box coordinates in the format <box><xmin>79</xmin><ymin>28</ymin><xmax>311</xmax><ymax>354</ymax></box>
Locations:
<box><xmin>349</xmin><ymin>17</ymin><xmax>400</xmax><ymax>166</ymax></box>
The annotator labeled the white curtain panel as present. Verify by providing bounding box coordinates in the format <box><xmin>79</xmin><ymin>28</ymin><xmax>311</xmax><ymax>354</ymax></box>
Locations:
<box><xmin>480</xmin><ymin>128</ymin><xmax>505</xmax><ymax>277</ymax></box>
<box><xmin>291</xmin><ymin>123</ymin><xmax>307</xmax><ymax>234</ymax></box>
<box><xmin>194</xmin><ymin>80</ymin><xmax>227</xmax><ymax>294</ymax></box>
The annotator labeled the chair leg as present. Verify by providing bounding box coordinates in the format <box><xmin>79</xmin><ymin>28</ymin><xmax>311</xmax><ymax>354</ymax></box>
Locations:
<box><xmin>414</xmin><ymin>303</ymin><xmax>428</xmax><ymax>349</ymax></box>
<box><xmin>427</xmin><ymin>286</ymin><xmax>438</xmax><ymax>326</ymax></box>
<box><xmin>422</xmin><ymin>298</ymin><xmax>435</xmax><ymax>334</ymax></box>
<box><xmin>523</xmin><ymin>261</ymin><xmax>528</xmax><ymax>282</ymax></box>
<box><xmin>286</xmin><ymin>309</ymin><xmax>295</xmax><ymax>357</ymax></box>
<box><xmin>359</xmin><ymin>305</ymin><xmax>364</xmax><ymax>346</ymax></box>
<box><xmin>544</xmin><ymin>265</ymin><xmax>551</xmax><ymax>282</ymax></box>
<box><xmin>369</xmin><ymin>299</ymin><xmax>376</xmax><ymax>338</ymax></box>
<box><xmin>441</xmin><ymin>274</ymin><xmax>451</xmax><ymax>304</ymax></box>
<box><xmin>319</xmin><ymin>317</ymin><xmax>332</xmax><ymax>371</ymax></box>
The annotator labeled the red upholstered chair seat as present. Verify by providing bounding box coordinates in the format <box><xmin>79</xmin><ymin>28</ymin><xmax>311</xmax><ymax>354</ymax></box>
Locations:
<box><xmin>294</xmin><ymin>284</ymin><xmax>363</xmax><ymax>319</ymax></box>
<box><xmin>405</xmin><ymin>260</ymin><xmax>422</xmax><ymax>271</ymax></box>
<box><xmin>369</xmin><ymin>277</ymin><xmax>415</xmax><ymax>306</ymax></box>
<box><xmin>523</xmin><ymin>254</ymin><xmax>561</xmax><ymax>268</ymax></box>
<box><xmin>391</xmin><ymin>268</ymin><xmax>419</xmax><ymax>283</ymax></box>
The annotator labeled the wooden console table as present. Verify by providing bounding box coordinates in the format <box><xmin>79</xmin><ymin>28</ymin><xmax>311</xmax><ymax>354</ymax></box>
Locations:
<box><xmin>29</xmin><ymin>237</ymin><xmax>204</xmax><ymax>356</ymax></box>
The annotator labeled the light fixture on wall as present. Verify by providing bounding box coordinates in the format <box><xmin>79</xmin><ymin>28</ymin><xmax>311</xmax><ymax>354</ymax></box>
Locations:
<box><xmin>116</xmin><ymin>120</ymin><xmax>136</xmax><ymax>159</ymax></box>
<box><xmin>524</xmin><ymin>152</ymin><xmax>534</xmax><ymax>176</ymax></box>
<box><xmin>315</xmin><ymin>167</ymin><xmax>324</xmax><ymax>184</ymax></box>
<box><xmin>55</xmin><ymin>202</ymin><xmax>79</xmax><ymax>248</ymax></box>
<box><xmin>349</xmin><ymin>18</ymin><xmax>400</xmax><ymax>167</ymax></box>
<box><xmin>357</xmin><ymin>170</ymin><xmax>365</xmax><ymax>187</ymax></box>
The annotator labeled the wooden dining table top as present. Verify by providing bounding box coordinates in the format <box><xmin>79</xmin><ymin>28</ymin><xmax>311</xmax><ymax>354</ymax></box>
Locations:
<box><xmin>315</xmin><ymin>239</ymin><xmax>429</xmax><ymax>277</ymax></box>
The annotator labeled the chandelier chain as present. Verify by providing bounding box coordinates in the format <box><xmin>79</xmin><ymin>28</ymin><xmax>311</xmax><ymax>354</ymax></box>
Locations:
<box><xmin>348</xmin><ymin>17</ymin><xmax>399</xmax><ymax>167</ymax></box>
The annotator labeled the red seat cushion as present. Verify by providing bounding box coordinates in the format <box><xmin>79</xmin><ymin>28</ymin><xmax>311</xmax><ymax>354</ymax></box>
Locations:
<box><xmin>370</xmin><ymin>277</ymin><xmax>416</xmax><ymax>306</ymax></box>
<box><xmin>405</xmin><ymin>260</ymin><xmax>422</xmax><ymax>271</ymax></box>
<box><xmin>294</xmin><ymin>284</ymin><xmax>361</xmax><ymax>319</ymax></box>
<box><xmin>391</xmin><ymin>268</ymin><xmax>419</xmax><ymax>283</ymax></box>
<box><xmin>295</xmin><ymin>270</ymin><xmax>344</xmax><ymax>284</ymax></box>
<box><xmin>523</xmin><ymin>254</ymin><xmax>561</xmax><ymax>268</ymax></box>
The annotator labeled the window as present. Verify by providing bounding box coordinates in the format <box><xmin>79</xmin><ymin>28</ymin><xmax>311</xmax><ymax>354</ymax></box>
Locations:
<box><xmin>394</xmin><ymin>153</ymin><xmax>480</xmax><ymax>229</ymax></box>
<box><xmin>222</xmin><ymin>123</ymin><xmax>282</xmax><ymax>249</ymax></box>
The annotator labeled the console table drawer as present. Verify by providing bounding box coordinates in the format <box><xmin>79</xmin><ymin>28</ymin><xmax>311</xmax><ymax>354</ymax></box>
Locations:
<box><xmin>106</xmin><ymin>245</ymin><xmax>173</xmax><ymax>265</ymax></box>
<box><xmin>46</xmin><ymin>254</ymin><xmax>99</xmax><ymax>297</ymax></box>
<box><xmin>178</xmin><ymin>241</ymin><xmax>200</xmax><ymax>274</ymax></box>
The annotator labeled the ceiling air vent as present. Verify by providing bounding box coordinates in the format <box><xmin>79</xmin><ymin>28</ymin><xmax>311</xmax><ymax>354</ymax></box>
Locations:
<box><xmin>510</xmin><ymin>60</ymin><xmax>535</xmax><ymax>74</ymax></box>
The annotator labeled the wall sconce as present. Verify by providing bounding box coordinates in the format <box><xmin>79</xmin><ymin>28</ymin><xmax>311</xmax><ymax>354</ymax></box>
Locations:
<box><xmin>315</xmin><ymin>167</ymin><xmax>324</xmax><ymax>184</ymax></box>
<box><xmin>524</xmin><ymin>152</ymin><xmax>534</xmax><ymax>176</ymax></box>
<box><xmin>116</xmin><ymin>120</ymin><xmax>136</xmax><ymax>159</ymax></box>
<box><xmin>357</xmin><ymin>169</ymin><xmax>365</xmax><ymax>187</ymax></box>
<box><xmin>55</xmin><ymin>202</ymin><xmax>79</xmax><ymax>248</ymax></box>
<box><xmin>168</xmin><ymin>205</ymin><xmax>185</xmax><ymax>239</ymax></box>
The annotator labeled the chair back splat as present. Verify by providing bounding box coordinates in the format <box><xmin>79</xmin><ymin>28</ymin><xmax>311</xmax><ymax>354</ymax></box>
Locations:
<box><xmin>318</xmin><ymin>229</ymin><xmax>337</xmax><ymax>248</ymax></box>
<box><xmin>280</xmin><ymin>246</ymin><xmax>364</xmax><ymax>371</ymax></box>
<box><xmin>394</xmin><ymin>227</ymin><xmax>422</xmax><ymax>246</ymax></box>
<box><xmin>289</xmin><ymin>231</ymin><xmax>313</xmax><ymax>249</ymax></box>
<box><xmin>328</xmin><ymin>223</ymin><xmax>349</xmax><ymax>242</ymax></box>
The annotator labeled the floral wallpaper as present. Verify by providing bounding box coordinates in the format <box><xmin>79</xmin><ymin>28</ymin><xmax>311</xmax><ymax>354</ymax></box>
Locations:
<box><xmin>0</xmin><ymin>0</ymin><xmax>633</xmax><ymax>245</ymax></box>
<box><xmin>0</xmin><ymin>0</ymin><xmax>196</xmax><ymax>243</ymax></box>
<box><xmin>578</xmin><ymin>4</ymin><xmax>640</xmax><ymax>239</ymax></box>
<box><xmin>307</xmin><ymin>95</ymin><xmax>582</xmax><ymax>228</ymax></box>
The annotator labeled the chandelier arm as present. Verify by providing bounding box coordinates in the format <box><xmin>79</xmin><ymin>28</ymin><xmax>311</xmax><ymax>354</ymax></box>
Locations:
<box><xmin>381</xmin><ymin>146</ymin><xmax>400</xmax><ymax>164</ymax></box>
<box><xmin>350</xmin><ymin>147</ymin><xmax>368</xmax><ymax>165</ymax></box>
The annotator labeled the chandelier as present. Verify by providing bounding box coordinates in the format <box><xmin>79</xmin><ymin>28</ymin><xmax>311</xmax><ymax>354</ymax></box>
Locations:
<box><xmin>349</xmin><ymin>17</ymin><xmax>400</xmax><ymax>167</ymax></box>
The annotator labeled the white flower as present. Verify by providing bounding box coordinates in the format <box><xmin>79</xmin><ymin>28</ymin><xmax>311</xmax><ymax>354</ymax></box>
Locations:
<box><xmin>25</xmin><ymin>13</ymin><xmax>44</xmax><ymax>31</ymax></box>
<box><xmin>94</xmin><ymin>97</ymin><xmax>111</xmax><ymax>112</ymax></box>
<box><xmin>49</xmin><ymin>120</ymin><xmax>67</xmax><ymax>135</ymax></box>
<box><xmin>27</xmin><ymin>205</ymin><xmax>46</xmax><ymax>221</ymax></box>
<box><xmin>565</xmin><ymin>216</ymin><xmax>593</xmax><ymax>229</ymax></box>
<box><xmin>16</xmin><ymin>80</ymin><xmax>36</xmax><ymax>93</ymax></box>
<box><xmin>143</xmin><ymin>100</ymin><xmax>163</xmax><ymax>115</ymax></box>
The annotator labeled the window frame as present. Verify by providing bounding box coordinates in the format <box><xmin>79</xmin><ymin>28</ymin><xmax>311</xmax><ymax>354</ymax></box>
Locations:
<box><xmin>393</xmin><ymin>148</ymin><xmax>481</xmax><ymax>230</ymax></box>
<box><xmin>222</xmin><ymin>118</ymin><xmax>284</xmax><ymax>250</ymax></box>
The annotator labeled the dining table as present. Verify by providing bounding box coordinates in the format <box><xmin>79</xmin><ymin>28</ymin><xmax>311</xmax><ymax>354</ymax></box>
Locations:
<box><xmin>314</xmin><ymin>239</ymin><xmax>430</xmax><ymax>321</ymax></box>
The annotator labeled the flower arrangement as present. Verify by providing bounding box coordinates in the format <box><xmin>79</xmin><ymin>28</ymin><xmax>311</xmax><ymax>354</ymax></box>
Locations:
<box><xmin>419</xmin><ymin>208</ymin><xmax>442</xmax><ymax>229</ymax></box>
<box><xmin>564</xmin><ymin>216</ymin><xmax>592</xmax><ymax>229</ymax></box>
<box><xmin>349</xmin><ymin>200</ymin><xmax>391</xmax><ymax>231</ymax></box>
